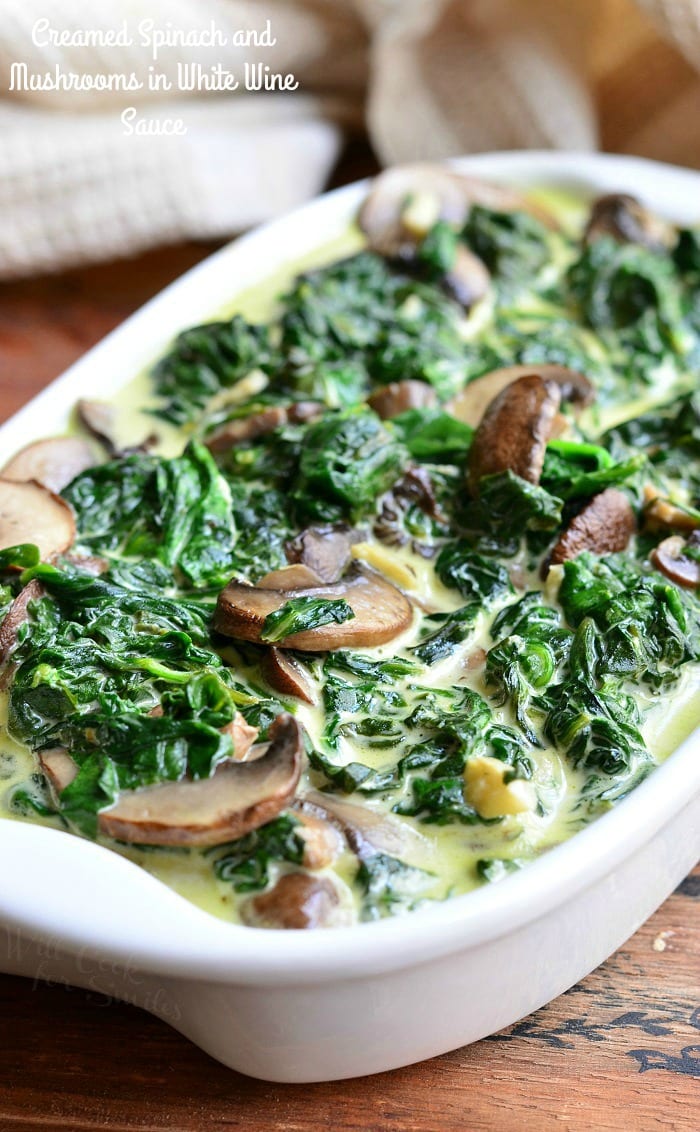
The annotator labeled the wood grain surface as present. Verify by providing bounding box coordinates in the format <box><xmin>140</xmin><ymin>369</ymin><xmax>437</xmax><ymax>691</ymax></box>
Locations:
<box><xmin>0</xmin><ymin>237</ymin><xmax>698</xmax><ymax>1132</ymax></box>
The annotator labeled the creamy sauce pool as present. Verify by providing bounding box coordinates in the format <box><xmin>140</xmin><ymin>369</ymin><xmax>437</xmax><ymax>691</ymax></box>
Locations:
<box><xmin>0</xmin><ymin>189</ymin><xmax>698</xmax><ymax>924</ymax></box>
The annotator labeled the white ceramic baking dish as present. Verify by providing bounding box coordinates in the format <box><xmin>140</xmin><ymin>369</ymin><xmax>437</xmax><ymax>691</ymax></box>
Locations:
<box><xmin>0</xmin><ymin>152</ymin><xmax>698</xmax><ymax>1083</ymax></box>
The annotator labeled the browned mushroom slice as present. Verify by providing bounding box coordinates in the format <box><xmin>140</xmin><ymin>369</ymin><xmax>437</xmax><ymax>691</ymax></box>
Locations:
<box><xmin>62</xmin><ymin>553</ymin><xmax>110</xmax><ymax>576</ymax></box>
<box><xmin>262</xmin><ymin>647</ymin><xmax>317</xmax><ymax>705</ymax></box>
<box><xmin>240</xmin><ymin>873</ymin><xmax>348</xmax><ymax>929</ymax></box>
<box><xmin>0</xmin><ymin>479</ymin><xmax>75</xmax><ymax>560</ymax></box>
<box><xmin>297</xmin><ymin>792</ymin><xmax>433</xmax><ymax>867</ymax></box>
<box><xmin>448</xmin><ymin>364</ymin><xmax>594</xmax><ymax>428</ymax></box>
<box><xmin>257</xmin><ymin>564</ymin><xmax>324</xmax><ymax>590</ymax></box>
<box><xmin>285</xmin><ymin>526</ymin><xmax>360</xmax><ymax>583</ymax></box>
<box><xmin>368</xmin><ymin>380</ymin><xmax>437</xmax><ymax>421</ymax></box>
<box><xmin>78</xmin><ymin>400</ymin><xmax>118</xmax><ymax>450</ymax></box>
<box><xmin>583</xmin><ymin>193</ymin><xmax>674</xmax><ymax>250</ymax></box>
<box><xmin>38</xmin><ymin>746</ymin><xmax>78</xmax><ymax>797</ymax></box>
<box><xmin>2</xmin><ymin>437</ymin><xmax>95</xmax><ymax>494</ymax></box>
<box><xmin>642</xmin><ymin>485</ymin><xmax>700</xmax><ymax>534</ymax></box>
<box><xmin>359</xmin><ymin>164</ymin><xmax>473</xmax><ymax>255</ymax></box>
<box><xmin>98</xmin><ymin>713</ymin><xmax>303</xmax><ymax>847</ymax></box>
<box><xmin>215</xmin><ymin>563</ymin><xmax>412</xmax><ymax>650</ymax></box>
<box><xmin>204</xmin><ymin>402</ymin><xmax>322</xmax><ymax>453</ymax></box>
<box><xmin>295</xmin><ymin>812</ymin><xmax>343</xmax><ymax>869</ymax></box>
<box><xmin>0</xmin><ymin>579</ymin><xmax>44</xmax><ymax>664</ymax></box>
<box><xmin>443</xmin><ymin>245</ymin><xmax>492</xmax><ymax>308</ymax></box>
<box><xmin>220</xmin><ymin>712</ymin><xmax>260</xmax><ymax>762</ymax></box>
<box><xmin>78</xmin><ymin>400</ymin><xmax>157</xmax><ymax>457</ymax></box>
<box><xmin>359</xmin><ymin>164</ymin><xmax>557</xmax><ymax>255</ymax></box>
<box><xmin>467</xmin><ymin>375</ymin><xmax>561</xmax><ymax>495</ymax></box>
<box><xmin>548</xmin><ymin>488</ymin><xmax>636</xmax><ymax>569</ymax></box>
<box><xmin>651</xmin><ymin>534</ymin><xmax>700</xmax><ymax>589</ymax></box>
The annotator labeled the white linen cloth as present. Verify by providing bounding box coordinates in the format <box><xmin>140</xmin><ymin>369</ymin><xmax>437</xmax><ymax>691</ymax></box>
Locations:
<box><xmin>0</xmin><ymin>0</ymin><xmax>698</xmax><ymax>277</ymax></box>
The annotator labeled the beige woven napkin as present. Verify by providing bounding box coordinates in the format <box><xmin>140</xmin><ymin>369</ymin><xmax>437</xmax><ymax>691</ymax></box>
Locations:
<box><xmin>0</xmin><ymin>0</ymin><xmax>698</xmax><ymax>278</ymax></box>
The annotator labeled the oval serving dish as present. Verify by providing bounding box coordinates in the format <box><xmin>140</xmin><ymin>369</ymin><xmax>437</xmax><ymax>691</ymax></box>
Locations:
<box><xmin>0</xmin><ymin>151</ymin><xmax>698</xmax><ymax>1083</ymax></box>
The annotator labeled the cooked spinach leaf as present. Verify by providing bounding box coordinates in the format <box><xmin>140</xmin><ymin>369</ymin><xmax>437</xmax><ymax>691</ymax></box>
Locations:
<box><xmin>212</xmin><ymin>816</ymin><xmax>305</xmax><ymax>892</ymax></box>
<box><xmin>261</xmin><ymin>597</ymin><xmax>355</xmax><ymax>643</ymax></box>
<box><xmin>63</xmin><ymin>442</ymin><xmax>236</xmax><ymax>589</ymax></box>
<box><xmin>293</xmin><ymin>408</ymin><xmax>407</xmax><ymax>522</ymax></box>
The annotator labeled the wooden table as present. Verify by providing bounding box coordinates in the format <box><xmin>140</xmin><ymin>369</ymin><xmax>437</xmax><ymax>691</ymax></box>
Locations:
<box><xmin>0</xmin><ymin>243</ymin><xmax>698</xmax><ymax>1132</ymax></box>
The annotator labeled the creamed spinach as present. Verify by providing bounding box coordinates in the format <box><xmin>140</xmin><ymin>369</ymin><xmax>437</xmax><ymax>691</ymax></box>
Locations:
<box><xmin>0</xmin><ymin>177</ymin><xmax>698</xmax><ymax>928</ymax></box>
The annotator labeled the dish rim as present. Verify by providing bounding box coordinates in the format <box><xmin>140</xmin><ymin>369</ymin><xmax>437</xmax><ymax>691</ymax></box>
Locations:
<box><xmin>0</xmin><ymin>149</ymin><xmax>699</xmax><ymax>984</ymax></box>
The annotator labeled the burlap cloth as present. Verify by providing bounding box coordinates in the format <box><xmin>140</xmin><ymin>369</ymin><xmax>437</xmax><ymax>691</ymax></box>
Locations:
<box><xmin>0</xmin><ymin>0</ymin><xmax>698</xmax><ymax>277</ymax></box>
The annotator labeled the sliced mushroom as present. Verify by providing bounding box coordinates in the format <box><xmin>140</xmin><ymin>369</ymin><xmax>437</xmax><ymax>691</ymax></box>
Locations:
<box><xmin>257</xmin><ymin>564</ymin><xmax>324</xmax><ymax>590</ymax></box>
<box><xmin>285</xmin><ymin>526</ymin><xmax>359</xmax><ymax>583</ymax></box>
<box><xmin>262</xmin><ymin>647</ymin><xmax>317</xmax><ymax>705</ymax></box>
<box><xmin>0</xmin><ymin>579</ymin><xmax>44</xmax><ymax>664</ymax></box>
<box><xmin>98</xmin><ymin>713</ymin><xmax>303</xmax><ymax>847</ymax></box>
<box><xmin>62</xmin><ymin>552</ymin><xmax>110</xmax><ymax>576</ymax></box>
<box><xmin>0</xmin><ymin>479</ymin><xmax>75</xmax><ymax>560</ymax></box>
<box><xmin>467</xmin><ymin>375</ymin><xmax>561</xmax><ymax>494</ymax></box>
<box><xmin>215</xmin><ymin>563</ymin><xmax>413</xmax><ymax>651</ymax></box>
<box><xmin>394</xmin><ymin>466</ymin><xmax>445</xmax><ymax>521</ymax></box>
<box><xmin>77</xmin><ymin>400</ymin><xmax>157</xmax><ymax>457</ymax></box>
<box><xmin>2</xmin><ymin>437</ymin><xmax>95</xmax><ymax>494</ymax></box>
<box><xmin>547</xmin><ymin>488</ymin><xmax>636</xmax><ymax>569</ymax></box>
<box><xmin>240</xmin><ymin>873</ymin><xmax>349</xmax><ymax>929</ymax></box>
<box><xmin>204</xmin><ymin>402</ymin><xmax>321</xmax><ymax>453</ymax></box>
<box><xmin>368</xmin><ymin>380</ymin><xmax>437</xmax><ymax>421</ymax></box>
<box><xmin>651</xmin><ymin>534</ymin><xmax>700</xmax><ymax>589</ymax></box>
<box><xmin>643</xmin><ymin>485</ymin><xmax>700</xmax><ymax>534</ymax></box>
<box><xmin>297</xmin><ymin>792</ymin><xmax>433</xmax><ymax>868</ymax></box>
<box><xmin>359</xmin><ymin>164</ymin><xmax>556</xmax><ymax>255</ymax></box>
<box><xmin>448</xmin><ymin>364</ymin><xmax>594</xmax><ymax>428</ymax></box>
<box><xmin>443</xmin><ymin>245</ymin><xmax>493</xmax><ymax>308</ymax></box>
<box><xmin>220</xmin><ymin>712</ymin><xmax>260</xmax><ymax>762</ymax></box>
<box><xmin>583</xmin><ymin>193</ymin><xmax>674</xmax><ymax>250</ymax></box>
<box><xmin>38</xmin><ymin>746</ymin><xmax>78</xmax><ymax>797</ymax></box>
<box><xmin>295</xmin><ymin>812</ymin><xmax>344</xmax><ymax>870</ymax></box>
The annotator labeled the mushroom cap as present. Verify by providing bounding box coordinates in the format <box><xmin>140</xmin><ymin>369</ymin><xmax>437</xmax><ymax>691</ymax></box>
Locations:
<box><xmin>257</xmin><ymin>563</ymin><xmax>325</xmax><ymax>590</ymax></box>
<box><xmin>2</xmin><ymin>437</ymin><xmax>95</xmax><ymax>494</ymax></box>
<box><xmin>215</xmin><ymin>563</ymin><xmax>413</xmax><ymax>650</ymax></box>
<box><xmin>97</xmin><ymin>713</ymin><xmax>304</xmax><ymax>847</ymax></box>
<box><xmin>205</xmin><ymin>402</ymin><xmax>321</xmax><ymax>453</ymax></box>
<box><xmin>358</xmin><ymin>164</ymin><xmax>556</xmax><ymax>254</ymax></box>
<box><xmin>448</xmin><ymin>364</ymin><xmax>594</xmax><ymax>428</ymax></box>
<box><xmin>443</xmin><ymin>245</ymin><xmax>492</xmax><ymax>309</ymax></box>
<box><xmin>0</xmin><ymin>478</ymin><xmax>76</xmax><ymax>560</ymax></box>
<box><xmin>368</xmin><ymin>380</ymin><xmax>437</xmax><ymax>421</ymax></box>
<box><xmin>240</xmin><ymin>872</ymin><xmax>349</xmax><ymax>929</ymax></box>
<box><xmin>650</xmin><ymin>534</ymin><xmax>700</xmax><ymax>589</ymax></box>
<box><xmin>467</xmin><ymin>375</ymin><xmax>562</xmax><ymax>494</ymax></box>
<box><xmin>584</xmin><ymin>193</ymin><xmax>674</xmax><ymax>250</ymax></box>
<box><xmin>0</xmin><ymin>579</ymin><xmax>44</xmax><ymax>664</ymax></box>
<box><xmin>38</xmin><ymin>747</ymin><xmax>79</xmax><ymax>796</ymax></box>
<box><xmin>642</xmin><ymin>486</ymin><xmax>700</xmax><ymax>535</ymax></box>
<box><xmin>77</xmin><ymin>400</ymin><xmax>121</xmax><ymax>455</ymax></box>
<box><xmin>298</xmin><ymin>792</ymin><xmax>433</xmax><ymax>867</ymax></box>
<box><xmin>262</xmin><ymin>647</ymin><xmax>317</xmax><ymax>705</ymax></box>
<box><xmin>77</xmin><ymin>400</ymin><xmax>157</xmax><ymax>457</ymax></box>
<box><xmin>221</xmin><ymin>712</ymin><xmax>260</xmax><ymax>762</ymax></box>
<box><xmin>295</xmin><ymin>811</ymin><xmax>343</xmax><ymax>869</ymax></box>
<box><xmin>285</xmin><ymin>525</ymin><xmax>360</xmax><ymax>583</ymax></box>
<box><xmin>205</xmin><ymin>406</ymin><xmax>288</xmax><ymax>452</ymax></box>
<box><xmin>547</xmin><ymin>488</ymin><xmax>636</xmax><ymax>569</ymax></box>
